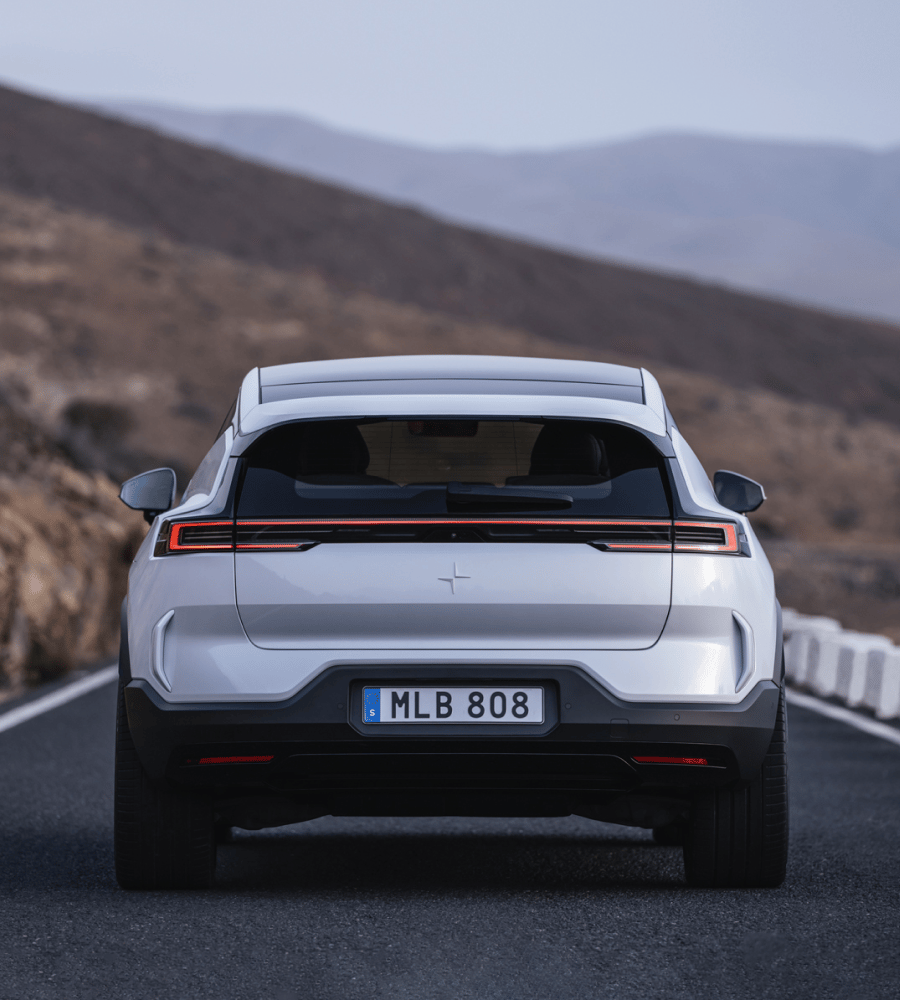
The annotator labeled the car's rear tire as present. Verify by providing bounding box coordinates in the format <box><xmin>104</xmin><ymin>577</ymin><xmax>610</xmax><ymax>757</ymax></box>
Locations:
<box><xmin>683</xmin><ymin>685</ymin><xmax>788</xmax><ymax>888</ymax></box>
<box><xmin>114</xmin><ymin>682</ymin><xmax>216</xmax><ymax>889</ymax></box>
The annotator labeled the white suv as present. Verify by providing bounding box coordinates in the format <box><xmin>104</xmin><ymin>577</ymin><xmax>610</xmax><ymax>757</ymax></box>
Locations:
<box><xmin>115</xmin><ymin>355</ymin><xmax>787</xmax><ymax>889</ymax></box>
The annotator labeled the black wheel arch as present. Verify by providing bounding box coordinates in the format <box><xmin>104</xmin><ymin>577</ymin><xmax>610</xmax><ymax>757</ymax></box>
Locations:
<box><xmin>119</xmin><ymin>598</ymin><xmax>132</xmax><ymax>684</ymax></box>
<box><xmin>775</xmin><ymin>600</ymin><xmax>784</xmax><ymax>684</ymax></box>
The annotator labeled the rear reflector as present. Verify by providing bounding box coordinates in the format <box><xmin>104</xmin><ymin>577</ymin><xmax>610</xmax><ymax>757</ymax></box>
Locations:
<box><xmin>196</xmin><ymin>755</ymin><xmax>274</xmax><ymax>765</ymax></box>
<box><xmin>634</xmin><ymin>755</ymin><xmax>708</xmax><ymax>766</ymax></box>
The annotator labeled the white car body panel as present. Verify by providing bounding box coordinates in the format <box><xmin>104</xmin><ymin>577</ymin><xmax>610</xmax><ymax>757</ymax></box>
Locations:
<box><xmin>639</xmin><ymin>367</ymin><xmax>666</xmax><ymax>427</ymax></box>
<box><xmin>238</xmin><ymin>366</ymin><xmax>260</xmax><ymax>427</ymax></box>
<box><xmin>126</xmin><ymin>355</ymin><xmax>779</xmax><ymax>708</ymax></box>
<box><xmin>127</xmin><ymin>543</ymin><xmax>776</xmax><ymax>705</ymax></box>
<box><xmin>127</xmin><ymin>624</ymin><xmax>772</xmax><ymax>706</ymax></box>
<box><xmin>234</xmin><ymin>544</ymin><xmax>671</xmax><ymax>650</ymax></box>
<box><xmin>258</xmin><ymin>354</ymin><xmax>643</xmax><ymax>386</ymax></box>
<box><xmin>671</xmin><ymin>427</ymin><xmax>738</xmax><ymax>518</ymax></box>
<box><xmin>236</xmin><ymin>393</ymin><xmax>667</xmax><ymax>442</ymax></box>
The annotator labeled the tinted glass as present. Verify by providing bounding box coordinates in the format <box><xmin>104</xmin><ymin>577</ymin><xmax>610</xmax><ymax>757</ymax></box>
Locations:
<box><xmin>237</xmin><ymin>419</ymin><xmax>670</xmax><ymax>518</ymax></box>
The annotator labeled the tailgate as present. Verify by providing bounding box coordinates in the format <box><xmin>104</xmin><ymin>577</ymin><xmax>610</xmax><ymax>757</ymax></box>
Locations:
<box><xmin>235</xmin><ymin>542</ymin><xmax>671</xmax><ymax>650</ymax></box>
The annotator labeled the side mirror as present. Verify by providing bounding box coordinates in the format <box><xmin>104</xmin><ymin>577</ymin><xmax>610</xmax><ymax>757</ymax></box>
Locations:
<box><xmin>119</xmin><ymin>468</ymin><xmax>177</xmax><ymax>524</ymax></box>
<box><xmin>714</xmin><ymin>470</ymin><xmax>765</xmax><ymax>513</ymax></box>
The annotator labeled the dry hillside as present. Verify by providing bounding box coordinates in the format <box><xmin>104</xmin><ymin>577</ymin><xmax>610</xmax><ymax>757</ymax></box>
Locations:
<box><xmin>0</xmin><ymin>396</ymin><xmax>143</xmax><ymax>698</ymax></box>
<box><xmin>3</xmin><ymin>83</ymin><xmax>900</xmax><ymax>427</ymax></box>
<box><xmin>2</xmin><ymin>186</ymin><xmax>900</xmax><ymax>641</ymax></box>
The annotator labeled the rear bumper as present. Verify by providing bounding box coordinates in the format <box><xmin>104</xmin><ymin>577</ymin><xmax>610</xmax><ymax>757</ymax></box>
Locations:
<box><xmin>125</xmin><ymin>665</ymin><xmax>780</xmax><ymax>824</ymax></box>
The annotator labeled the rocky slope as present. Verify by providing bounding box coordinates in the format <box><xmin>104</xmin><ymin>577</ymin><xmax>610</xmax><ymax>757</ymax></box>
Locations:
<box><xmin>0</xmin><ymin>397</ymin><xmax>143</xmax><ymax>699</ymax></box>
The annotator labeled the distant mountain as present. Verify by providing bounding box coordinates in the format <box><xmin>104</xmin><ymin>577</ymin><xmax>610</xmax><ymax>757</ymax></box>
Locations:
<box><xmin>96</xmin><ymin>100</ymin><xmax>900</xmax><ymax>324</ymax></box>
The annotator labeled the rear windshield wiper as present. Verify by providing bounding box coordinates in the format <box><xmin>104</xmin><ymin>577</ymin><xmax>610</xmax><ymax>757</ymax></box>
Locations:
<box><xmin>446</xmin><ymin>482</ymin><xmax>573</xmax><ymax>511</ymax></box>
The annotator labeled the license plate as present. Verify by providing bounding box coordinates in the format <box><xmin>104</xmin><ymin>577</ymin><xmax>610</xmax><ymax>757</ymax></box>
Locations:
<box><xmin>363</xmin><ymin>686</ymin><xmax>544</xmax><ymax>724</ymax></box>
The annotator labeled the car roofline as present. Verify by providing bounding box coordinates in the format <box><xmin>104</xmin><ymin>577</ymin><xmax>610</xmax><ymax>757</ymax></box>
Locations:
<box><xmin>257</xmin><ymin>354</ymin><xmax>644</xmax><ymax>388</ymax></box>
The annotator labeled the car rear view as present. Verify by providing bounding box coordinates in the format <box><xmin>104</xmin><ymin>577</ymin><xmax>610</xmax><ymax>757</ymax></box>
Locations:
<box><xmin>115</xmin><ymin>355</ymin><xmax>787</xmax><ymax>889</ymax></box>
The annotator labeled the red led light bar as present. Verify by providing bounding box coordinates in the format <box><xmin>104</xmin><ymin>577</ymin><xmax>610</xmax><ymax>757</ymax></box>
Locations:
<box><xmin>235</xmin><ymin>542</ymin><xmax>319</xmax><ymax>550</ymax></box>
<box><xmin>605</xmin><ymin>542</ymin><xmax>671</xmax><ymax>551</ymax></box>
<box><xmin>673</xmin><ymin>521</ymin><xmax>739</xmax><ymax>554</ymax></box>
<box><xmin>633</xmin><ymin>756</ymin><xmax>708</xmax><ymax>766</ymax></box>
<box><xmin>235</xmin><ymin>518</ymin><xmax>672</xmax><ymax>527</ymax></box>
<box><xmin>197</xmin><ymin>755</ymin><xmax>275</xmax><ymax>765</ymax></box>
<box><xmin>168</xmin><ymin>520</ymin><xmax>739</xmax><ymax>554</ymax></box>
<box><xmin>164</xmin><ymin>519</ymin><xmax>682</xmax><ymax>553</ymax></box>
<box><xmin>168</xmin><ymin>521</ymin><xmax>233</xmax><ymax>552</ymax></box>
<box><xmin>233</xmin><ymin>519</ymin><xmax>674</xmax><ymax>552</ymax></box>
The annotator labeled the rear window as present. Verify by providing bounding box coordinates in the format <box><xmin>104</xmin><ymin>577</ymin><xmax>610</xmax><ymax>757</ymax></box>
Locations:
<box><xmin>237</xmin><ymin>418</ymin><xmax>670</xmax><ymax>518</ymax></box>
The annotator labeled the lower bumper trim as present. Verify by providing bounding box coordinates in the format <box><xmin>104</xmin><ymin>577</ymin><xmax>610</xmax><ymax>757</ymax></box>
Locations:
<box><xmin>125</xmin><ymin>664</ymin><xmax>779</xmax><ymax>790</ymax></box>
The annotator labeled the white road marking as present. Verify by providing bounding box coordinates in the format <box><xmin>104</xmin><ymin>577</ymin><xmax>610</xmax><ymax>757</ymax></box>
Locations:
<box><xmin>0</xmin><ymin>664</ymin><xmax>117</xmax><ymax>734</ymax></box>
<box><xmin>787</xmin><ymin>687</ymin><xmax>900</xmax><ymax>748</ymax></box>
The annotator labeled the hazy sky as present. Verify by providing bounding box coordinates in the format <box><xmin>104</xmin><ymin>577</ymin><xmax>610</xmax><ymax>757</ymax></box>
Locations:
<box><xmin>1</xmin><ymin>0</ymin><xmax>898</xmax><ymax>150</ymax></box>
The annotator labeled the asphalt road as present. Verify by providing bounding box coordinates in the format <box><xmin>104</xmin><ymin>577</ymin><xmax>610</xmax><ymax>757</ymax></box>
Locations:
<box><xmin>1</xmin><ymin>679</ymin><xmax>899</xmax><ymax>1000</ymax></box>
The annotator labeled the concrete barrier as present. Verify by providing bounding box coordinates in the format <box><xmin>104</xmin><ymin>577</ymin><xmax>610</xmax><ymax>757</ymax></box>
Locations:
<box><xmin>783</xmin><ymin>615</ymin><xmax>840</xmax><ymax>688</ymax></box>
<box><xmin>782</xmin><ymin>610</ymin><xmax>900</xmax><ymax>722</ymax></box>
<box><xmin>874</xmin><ymin>651</ymin><xmax>900</xmax><ymax>721</ymax></box>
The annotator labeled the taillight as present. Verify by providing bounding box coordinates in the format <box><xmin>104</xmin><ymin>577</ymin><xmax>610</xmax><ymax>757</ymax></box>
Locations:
<box><xmin>586</xmin><ymin>520</ymin><xmax>671</xmax><ymax>551</ymax></box>
<box><xmin>236</xmin><ymin>521</ymin><xmax>325</xmax><ymax>551</ymax></box>
<box><xmin>158</xmin><ymin>520</ymin><xmax>320</xmax><ymax>555</ymax></box>
<box><xmin>168</xmin><ymin>521</ymin><xmax>233</xmax><ymax>551</ymax></box>
<box><xmin>673</xmin><ymin>521</ymin><xmax>739</xmax><ymax>554</ymax></box>
<box><xmin>157</xmin><ymin>518</ymin><xmax>740</xmax><ymax>553</ymax></box>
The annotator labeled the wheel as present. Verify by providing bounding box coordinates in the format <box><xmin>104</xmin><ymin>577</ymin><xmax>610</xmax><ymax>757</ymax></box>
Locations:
<box><xmin>683</xmin><ymin>685</ymin><xmax>789</xmax><ymax>887</ymax></box>
<box><xmin>114</xmin><ymin>681</ymin><xmax>216</xmax><ymax>889</ymax></box>
<box><xmin>652</xmin><ymin>823</ymin><xmax>685</xmax><ymax>846</ymax></box>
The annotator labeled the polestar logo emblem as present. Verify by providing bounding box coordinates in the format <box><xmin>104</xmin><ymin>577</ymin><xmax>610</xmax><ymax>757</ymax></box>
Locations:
<box><xmin>438</xmin><ymin>562</ymin><xmax>471</xmax><ymax>594</ymax></box>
